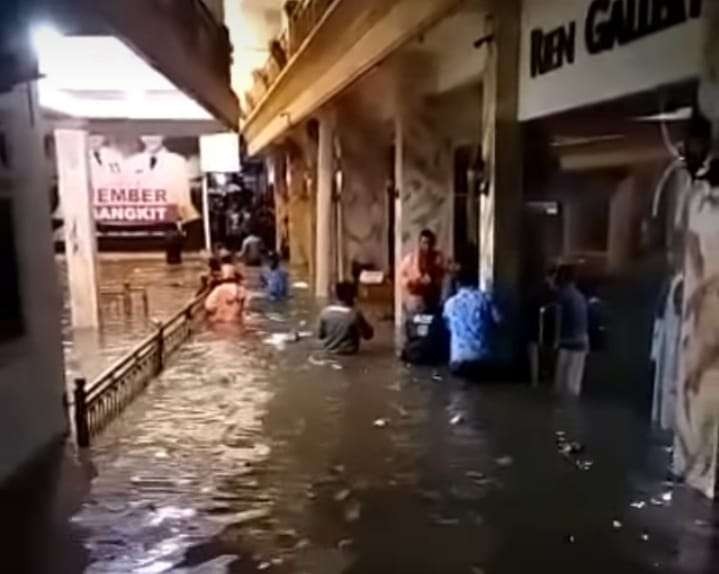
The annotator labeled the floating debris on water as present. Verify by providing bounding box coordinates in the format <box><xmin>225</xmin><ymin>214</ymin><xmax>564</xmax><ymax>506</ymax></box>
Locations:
<box><xmin>567</xmin><ymin>534</ymin><xmax>576</xmax><ymax>544</ymax></box>
<box><xmin>630</xmin><ymin>501</ymin><xmax>647</xmax><ymax>510</ymax></box>
<box><xmin>293</xmin><ymin>281</ymin><xmax>310</xmax><ymax>289</ymax></box>
<box><xmin>612</xmin><ymin>520</ymin><xmax>623</xmax><ymax>530</ymax></box>
<box><xmin>208</xmin><ymin>507</ymin><xmax>271</xmax><ymax>526</ymax></box>
<box><xmin>373</xmin><ymin>418</ymin><xmax>389</xmax><ymax>428</ymax></box>
<box><xmin>495</xmin><ymin>455</ymin><xmax>514</xmax><ymax>467</ymax></box>
<box><xmin>450</xmin><ymin>413</ymin><xmax>465</xmax><ymax>426</ymax></box>
<box><xmin>466</xmin><ymin>470</ymin><xmax>486</xmax><ymax>480</ymax></box>
<box><xmin>432</xmin><ymin>515</ymin><xmax>461</xmax><ymax>527</ymax></box>
<box><xmin>344</xmin><ymin>500</ymin><xmax>362</xmax><ymax>522</ymax></box>
<box><xmin>431</xmin><ymin>372</ymin><xmax>443</xmax><ymax>382</ymax></box>
<box><xmin>338</xmin><ymin>538</ymin><xmax>354</xmax><ymax>551</ymax></box>
<box><xmin>334</xmin><ymin>489</ymin><xmax>351</xmax><ymax>502</ymax></box>
<box><xmin>575</xmin><ymin>459</ymin><xmax>594</xmax><ymax>471</ymax></box>
<box><xmin>641</xmin><ymin>531</ymin><xmax>650</xmax><ymax>542</ymax></box>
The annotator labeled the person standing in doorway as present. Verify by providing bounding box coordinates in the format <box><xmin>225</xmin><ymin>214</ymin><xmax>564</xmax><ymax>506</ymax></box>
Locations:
<box><xmin>525</xmin><ymin>265</ymin><xmax>558</xmax><ymax>387</ymax></box>
<box><xmin>554</xmin><ymin>264</ymin><xmax>589</xmax><ymax>397</ymax></box>
<box><xmin>399</xmin><ymin>229</ymin><xmax>446</xmax><ymax>313</ymax></box>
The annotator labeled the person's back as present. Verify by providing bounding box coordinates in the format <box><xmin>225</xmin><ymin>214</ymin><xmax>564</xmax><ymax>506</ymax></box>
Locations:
<box><xmin>443</xmin><ymin>276</ymin><xmax>499</xmax><ymax>374</ymax></box>
<box><xmin>558</xmin><ymin>283</ymin><xmax>589</xmax><ymax>351</ymax></box>
<box><xmin>205</xmin><ymin>280</ymin><xmax>246</xmax><ymax>323</ymax></box>
<box><xmin>240</xmin><ymin>233</ymin><xmax>264</xmax><ymax>266</ymax></box>
<box><xmin>318</xmin><ymin>282</ymin><xmax>373</xmax><ymax>355</ymax></box>
<box><xmin>262</xmin><ymin>255</ymin><xmax>289</xmax><ymax>301</ymax></box>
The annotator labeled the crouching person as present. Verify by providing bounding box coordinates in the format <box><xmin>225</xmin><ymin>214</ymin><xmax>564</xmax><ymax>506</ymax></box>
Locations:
<box><xmin>318</xmin><ymin>282</ymin><xmax>374</xmax><ymax>355</ymax></box>
<box><xmin>443</xmin><ymin>267</ymin><xmax>501</xmax><ymax>380</ymax></box>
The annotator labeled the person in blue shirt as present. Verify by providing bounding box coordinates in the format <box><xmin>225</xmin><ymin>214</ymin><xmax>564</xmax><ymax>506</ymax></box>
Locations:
<box><xmin>260</xmin><ymin>252</ymin><xmax>290</xmax><ymax>301</ymax></box>
<box><xmin>442</xmin><ymin>266</ymin><xmax>501</xmax><ymax>379</ymax></box>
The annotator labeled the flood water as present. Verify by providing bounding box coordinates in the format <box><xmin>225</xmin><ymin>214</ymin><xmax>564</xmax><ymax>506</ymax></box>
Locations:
<box><xmin>9</xmin><ymin>278</ymin><xmax>719</xmax><ymax>573</ymax></box>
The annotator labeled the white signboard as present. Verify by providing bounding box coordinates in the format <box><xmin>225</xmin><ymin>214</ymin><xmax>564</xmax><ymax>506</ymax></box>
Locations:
<box><xmin>519</xmin><ymin>0</ymin><xmax>705</xmax><ymax>121</ymax></box>
<box><xmin>199</xmin><ymin>132</ymin><xmax>240</xmax><ymax>173</ymax></box>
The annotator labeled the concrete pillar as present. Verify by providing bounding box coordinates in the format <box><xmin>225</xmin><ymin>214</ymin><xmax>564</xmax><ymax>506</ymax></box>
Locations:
<box><xmin>55</xmin><ymin>129</ymin><xmax>100</xmax><ymax>329</ymax></box>
<box><xmin>336</xmin><ymin>99</ymin><xmax>390</xmax><ymax>277</ymax></box>
<box><xmin>480</xmin><ymin>0</ymin><xmax>522</xmax><ymax>294</ymax></box>
<box><xmin>315</xmin><ymin>114</ymin><xmax>334</xmax><ymax>298</ymax></box>
<box><xmin>673</xmin><ymin>2</ymin><xmax>719</xmax><ymax>499</ymax></box>
<box><xmin>607</xmin><ymin>176</ymin><xmax>641</xmax><ymax>273</ymax></box>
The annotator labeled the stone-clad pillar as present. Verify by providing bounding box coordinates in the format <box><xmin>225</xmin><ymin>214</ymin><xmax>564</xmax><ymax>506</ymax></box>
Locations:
<box><xmin>393</xmin><ymin>104</ymin><xmax>453</xmax><ymax>329</ymax></box>
<box><xmin>480</xmin><ymin>0</ymin><xmax>522</xmax><ymax>294</ymax></box>
<box><xmin>673</xmin><ymin>1</ymin><xmax>719</xmax><ymax>499</ymax></box>
<box><xmin>315</xmin><ymin>113</ymin><xmax>334</xmax><ymax>298</ymax></box>
<box><xmin>55</xmin><ymin>129</ymin><xmax>100</xmax><ymax>329</ymax></box>
<box><xmin>286</xmin><ymin>140</ymin><xmax>314</xmax><ymax>274</ymax></box>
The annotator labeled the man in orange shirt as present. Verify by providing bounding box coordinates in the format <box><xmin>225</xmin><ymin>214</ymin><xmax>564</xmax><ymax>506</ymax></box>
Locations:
<box><xmin>399</xmin><ymin>229</ymin><xmax>446</xmax><ymax>314</ymax></box>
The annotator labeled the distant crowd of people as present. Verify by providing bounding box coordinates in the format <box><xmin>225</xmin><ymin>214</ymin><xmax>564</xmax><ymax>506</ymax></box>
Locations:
<box><xmin>199</xmin><ymin>226</ymin><xmax>596</xmax><ymax>395</ymax></box>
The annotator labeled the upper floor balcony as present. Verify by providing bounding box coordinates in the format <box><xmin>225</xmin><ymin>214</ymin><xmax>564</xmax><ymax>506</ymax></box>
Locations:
<box><xmin>239</xmin><ymin>0</ymin><xmax>463</xmax><ymax>155</ymax></box>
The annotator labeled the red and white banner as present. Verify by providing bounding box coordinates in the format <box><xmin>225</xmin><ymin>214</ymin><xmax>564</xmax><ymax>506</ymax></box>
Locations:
<box><xmin>94</xmin><ymin>184</ymin><xmax>178</xmax><ymax>225</ymax></box>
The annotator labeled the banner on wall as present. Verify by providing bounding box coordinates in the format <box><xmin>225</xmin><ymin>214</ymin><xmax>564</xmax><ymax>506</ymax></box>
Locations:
<box><xmin>89</xmin><ymin>134</ymin><xmax>200</xmax><ymax>227</ymax></box>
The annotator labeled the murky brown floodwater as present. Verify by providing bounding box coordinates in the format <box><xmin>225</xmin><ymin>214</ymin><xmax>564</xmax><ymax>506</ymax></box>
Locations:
<box><xmin>10</xmin><ymin>265</ymin><xmax>719</xmax><ymax>573</ymax></box>
<box><xmin>59</xmin><ymin>256</ymin><xmax>206</xmax><ymax>383</ymax></box>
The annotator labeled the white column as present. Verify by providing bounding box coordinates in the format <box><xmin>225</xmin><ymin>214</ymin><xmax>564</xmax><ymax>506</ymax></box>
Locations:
<box><xmin>55</xmin><ymin>129</ymin><xmax>100</xmax><ymax>329</ymax></box>
<box><xmin>315</xmin><ymin>114</ymin><xmax>334</xmax><ymax>298</ymax></box>
<box><xmin>393</xmin><ymin>114</ymin><xmax>405</xmax><ymax>334</ymax></box>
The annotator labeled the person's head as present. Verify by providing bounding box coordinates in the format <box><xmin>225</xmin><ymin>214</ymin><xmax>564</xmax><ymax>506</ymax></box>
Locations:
<box><xmin>208</xmin><ymin>256</ymin><xmax>221</xmax><ymax>273</ymax></box>
<box><xmin>418</xmin><ymin>229</ymin><xmax>436</xmax><ymax>255</ymax></box>
<box><xmin>545</xmin><ymin>264</ymin><xmax>558</xmax><ymax>287</ymax></box>
<box><xmin>335</xmin><ymin>281</ymin><xmax>357</xmax><ymax>307</ymax></box>
<box><xmin>685</xmin><ymin>111</ymin><xmax>712</xmax><ymax>176</ymax></box>
<box><xmin>88</xmin><ymin>135</ymin><xmax>106</xmax><ymax>152</ymax></box>
<box><xmin>267</xmin><ymin>251</ymin><xmax>280</xmax><ymax>270</ymax></box>
<box><xmin>555</xmin><ymin>263</ymin><xmax>576</xmax><ymax>288</ymax></box>
<box><xmin>457</xmin><ymin>265</ymin><xmax>478</xmax><ymax>289</ymax></box>
<box><xmin>219</xmin><ymin>248</ymin><xmax>233</xmax><ymax>265</ymax></box>
<box><xmin>140</xmin><ymin>135</ymin><xmax>165</xmax><ymax>155</ymax></box>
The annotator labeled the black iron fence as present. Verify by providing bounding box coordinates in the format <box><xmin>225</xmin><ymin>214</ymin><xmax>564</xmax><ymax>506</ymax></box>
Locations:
<box><xmin>73</xmin><ymin>293</ymin><xmax>207</xmax><ymax>447</ymax></box>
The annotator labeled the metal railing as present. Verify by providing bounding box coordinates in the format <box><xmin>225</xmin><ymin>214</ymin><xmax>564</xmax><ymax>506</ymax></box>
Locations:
<box><xmin>99</xmin><ymin>282</ymin><xmax>150</xmax><ymax>320</ymax></box>
<box><xmin>73</xmin><ymin>293</ymin><xmax>207</xmax><ymax>447</ymax></box>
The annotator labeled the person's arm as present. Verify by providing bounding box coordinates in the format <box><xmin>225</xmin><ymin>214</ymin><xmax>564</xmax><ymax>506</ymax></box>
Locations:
<box><xmin>237</xmin><ymin>285</ymin><xmax>247</xmax><ymax>316</ymax></box>
<box><xmin>238</xmin><ymin>238</ymin><xmax>248</xmax><ymax>260</ymax></box>
<box><xmin>357</xmin><ymin>311</ymin><xmax>374</xmax><ymax>341</ymax></box>
<box><xmin>205</xmin><ymin>287</ymin><xmax>219</xmax><ymax>315</ymax></box>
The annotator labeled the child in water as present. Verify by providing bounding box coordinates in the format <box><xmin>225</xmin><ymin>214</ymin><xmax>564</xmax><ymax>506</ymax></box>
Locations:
<box><xmin>260</xmin><ymin>252</ymin><xmax>290</xmax><ymax>301</ymax></box>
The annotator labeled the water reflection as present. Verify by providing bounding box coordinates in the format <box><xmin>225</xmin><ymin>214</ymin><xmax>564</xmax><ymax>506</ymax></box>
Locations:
<box><xmin>66</xmin><ymin>282</ymin><xmax>719</xmax><ymax>574</ymax></box>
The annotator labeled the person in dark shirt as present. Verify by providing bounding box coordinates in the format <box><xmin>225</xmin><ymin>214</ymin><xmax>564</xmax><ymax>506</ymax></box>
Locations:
<box><xmin>525</xmin><ymin>265</ymin><xmax>557</xmax><ymax>386</ymax></box>
<box><xmin>318</xmin><ymin>282</ymin><xmax>374</xmax><ymax>355</ymax></box>
<box><xmin>554</xmin><ymin>264</ymin><xmax>589</xmax><ymax>396</ymax></box>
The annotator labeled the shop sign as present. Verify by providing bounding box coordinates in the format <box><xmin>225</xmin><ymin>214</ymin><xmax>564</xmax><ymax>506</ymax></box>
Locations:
<box><xmin>520</xmin><ymin>0</ymin><xmax>705</xmax><ymax>120</ymax></box>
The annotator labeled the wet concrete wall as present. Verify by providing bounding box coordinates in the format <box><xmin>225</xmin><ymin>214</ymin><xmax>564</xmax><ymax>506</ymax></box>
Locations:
<box><xmin>0</xmin><ymin>84</ymin><xmax>67</xmax><ymax>484</ymax></box>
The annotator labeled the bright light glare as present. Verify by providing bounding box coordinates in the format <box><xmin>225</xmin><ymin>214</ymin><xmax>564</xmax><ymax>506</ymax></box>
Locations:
<box><xmin>30</xmin><ymin>23</ymin><xmax>64</xmax><ymax>56</ymax></box>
